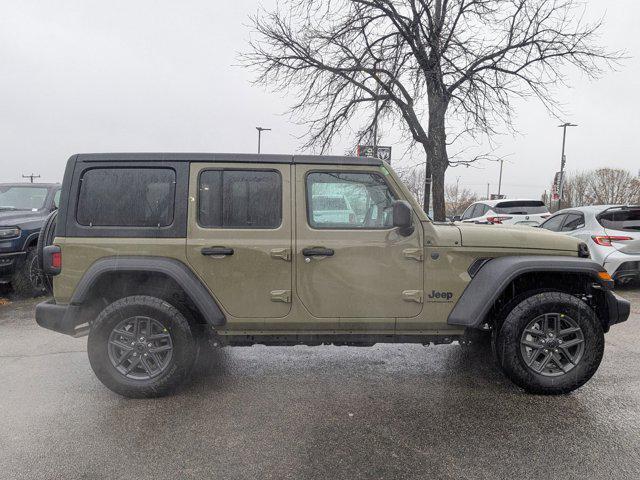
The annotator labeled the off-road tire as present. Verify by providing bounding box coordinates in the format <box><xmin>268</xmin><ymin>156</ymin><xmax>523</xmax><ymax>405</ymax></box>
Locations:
<box><xmin>36</xmin><ymin>210</ymin><xmax>58</xmax><ymax>294</ymax></box>
<box><xmin>11</xmin><ymin>247</ymin><xmax>45</xmax><ymax>297</ymax></box>
<box><xmin>88</xmin><ymin>295</ymin><xmax>197</xmax><ymax>398</ymax></box>
<box><xmin>495</xmin><ymin>291</ymin><xmax>604</xmax><ymax>395</ymax></box>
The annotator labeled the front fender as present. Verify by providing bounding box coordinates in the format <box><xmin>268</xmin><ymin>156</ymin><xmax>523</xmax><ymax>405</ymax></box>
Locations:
<box><xmin>447</xmin><ymin>255</ymin><xmax>615</xmax><ymax>328</ymax></box>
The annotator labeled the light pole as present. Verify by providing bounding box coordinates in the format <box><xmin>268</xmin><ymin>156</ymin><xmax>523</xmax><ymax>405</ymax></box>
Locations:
<box><xmin>256</xmin><ymin>126</ymin><xmax>271</xmax><ymax>153</ymax></box>
<box><xmin>497</xmin><ymin>159</ymin><xmax>504</xmax><ymax>197</ymax></box>
<box><xmin>557</xmin><ymin>122</ymin><xmax>577</xmax><ymax>210</ymax></box>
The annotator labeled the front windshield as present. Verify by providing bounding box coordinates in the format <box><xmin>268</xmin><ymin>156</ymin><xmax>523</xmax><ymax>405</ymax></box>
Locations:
<box><xmin>0</xmin><ymin>186</ymin><xmax>49</xmax><ymax>211</ymax></box>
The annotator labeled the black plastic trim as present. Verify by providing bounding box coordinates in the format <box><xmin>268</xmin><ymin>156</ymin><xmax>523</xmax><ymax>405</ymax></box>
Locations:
<box><xmin>448</xmin><ymin>255</ymin><xmax>612</xmax><ymax>328</ymax></box>
<box><xmin>605</xmin><ymin>291</ymin><xmax>631</xmax><ymax>327</ymax></box>
<box><xmin>70</xmin><ymin>256</ymin><xmax>226</xmax><ymax>326</ymax></box>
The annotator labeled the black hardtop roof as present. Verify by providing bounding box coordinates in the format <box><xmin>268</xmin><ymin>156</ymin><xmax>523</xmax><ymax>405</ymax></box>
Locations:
<box><xmin>0</xmin><ymin>182</ymin><xmax>60</xmax><ymax>188</ymax></box>
<box><xmin>73</xmin><ymin>152</ymin><xmax>383</xmax><ymax>167</ymax></box>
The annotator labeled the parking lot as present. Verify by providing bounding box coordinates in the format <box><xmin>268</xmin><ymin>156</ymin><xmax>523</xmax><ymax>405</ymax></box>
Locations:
<box><xmin>0</xmin><ymin>288</ymin><xmax>638</xmax><ymax>480</ymax></box>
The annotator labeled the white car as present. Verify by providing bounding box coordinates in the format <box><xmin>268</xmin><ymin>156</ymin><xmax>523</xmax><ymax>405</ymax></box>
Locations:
<box><xmin>455</xmin><ymin>199</ymin><xmax>551</xmax><ymax>226</ymax></box>
<box><xmin>540</xmin><ymin>205</ymin><xmax>640</xmax><ymax>285</ymax></box>
<box><xmin>309</xmin><ymin>194</ymin><xmax>356</xmax><ymax>226</ymax></box>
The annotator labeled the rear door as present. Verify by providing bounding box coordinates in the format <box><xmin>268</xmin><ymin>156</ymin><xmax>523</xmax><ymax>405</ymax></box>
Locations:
<box><xmin>294</xmin><ymin>164</ymin><xmax>424</xmax><ymax>325</ymax></box>
<box><xmin>186</xmin><ymin>162</ymin><xmax>292</xmax><ymax>320</ymax></box>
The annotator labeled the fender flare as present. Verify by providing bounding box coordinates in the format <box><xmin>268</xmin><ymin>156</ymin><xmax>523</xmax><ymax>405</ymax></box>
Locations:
<box><xmin>447</xmin><ymin>255</ymin><xmax>611</xmax><ymax>328</ymax></box>
<box><xmin>71</xmin><ymin>256</ymin><xmax>226</xmax><ymax>326</ymax></box>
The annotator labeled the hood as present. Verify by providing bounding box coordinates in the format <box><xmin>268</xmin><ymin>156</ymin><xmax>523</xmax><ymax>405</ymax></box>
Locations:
<box><xmin>456</xmin><ymin>222</ymin><xmax>581</xmax><ymax>252</ymax></box>
<box><xmin>0</xmin><ymin>209</ymin><xmax>45</xmax><ymax>226</ymax></box>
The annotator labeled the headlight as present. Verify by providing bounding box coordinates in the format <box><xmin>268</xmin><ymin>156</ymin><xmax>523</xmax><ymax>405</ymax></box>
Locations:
<box><xmin>0</xmin><ymin>227</ymin><xmax>21</xmax><ymax>239</ymax></box>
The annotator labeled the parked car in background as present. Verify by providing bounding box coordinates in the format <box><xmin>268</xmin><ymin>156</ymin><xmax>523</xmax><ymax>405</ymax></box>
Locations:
<box><xmin>455</xmin><ymin>199</ymin><xmax>551</xmax><ymax>226</ymax></box>
<box><xmin>540</xmin><ymin>205</ymin><xmax>640</xmax><ymax>285</ymax></box>
<box><xmin>0</xmin><ymin>183</ymin><xmax>61</xmax><ymax>295</ymax></box>
<box><xmin>309</xmin><ymin>194</ymin><xmax>357</xmax><ymax>226</ymax></box>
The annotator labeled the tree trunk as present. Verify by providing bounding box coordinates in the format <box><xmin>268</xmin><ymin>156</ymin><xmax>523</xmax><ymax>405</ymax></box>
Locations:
<box><xmin>422</xmin><ymin>155</ymin><xmax>432</xmax><ymax>215</ymax></box>
<box><xmin>426</xmin><ymin>95</ymin><xmax>449</xmax><ymax>221</ymax></box>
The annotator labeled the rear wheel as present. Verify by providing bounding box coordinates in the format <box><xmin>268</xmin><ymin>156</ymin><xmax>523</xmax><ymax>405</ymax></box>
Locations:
<box><xmin>88</xmin><ymin>295</ymin><xmax>196</xmax><ymax>398</ymax></box>
<box><xmin>495</xmin><ymin>291</ymin><xmax>604</xmax><ymax>395</ymax></box>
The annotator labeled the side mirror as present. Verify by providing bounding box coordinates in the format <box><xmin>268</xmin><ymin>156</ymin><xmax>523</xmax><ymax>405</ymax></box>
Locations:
<box><xmin>392</xmin><ymin>200</ymin><xmax>414</xmax><ymax>236</ymax></box>
<box><xmin>452</xmin><ymin>215</ymin><xmax>461</xmax><ymax>222</ymax></box>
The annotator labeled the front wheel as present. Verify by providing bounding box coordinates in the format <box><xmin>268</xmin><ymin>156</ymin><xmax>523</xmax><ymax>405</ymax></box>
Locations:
<box><xmin>88</xmin><ymin>295</ymin><xmax>197</xmax><ymax>398</ymax></box>
<box><xmin>494</xmin><ymin>291</ymin><xmax>604</xmax><ymax>395</ymax></box>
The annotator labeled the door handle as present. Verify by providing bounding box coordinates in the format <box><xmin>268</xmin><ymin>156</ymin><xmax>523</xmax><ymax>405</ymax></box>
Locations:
<box><xmin>201</xmin><ymin>246</ymin><xmax>234</xmax><ymax>256</ymax></box>
<box><xmin>302</xmin><ymin>247</ymin><xmax>335</xmax><ymax>257</ymax></box>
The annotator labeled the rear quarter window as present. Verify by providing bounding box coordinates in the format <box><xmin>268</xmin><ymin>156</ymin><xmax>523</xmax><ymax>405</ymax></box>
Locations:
<box><xmin>597</xmin><ymin>208</ymin><xmax>640</xmax><ymax>232</ymax></box>
<box><xmin>77</xmin><ymin>168</ymin><xmax>176</xmax><ymax>227</ymax></box>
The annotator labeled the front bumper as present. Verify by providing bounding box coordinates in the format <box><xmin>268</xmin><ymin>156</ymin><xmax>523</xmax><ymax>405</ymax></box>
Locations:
<box><xmin>605</xmin><ymin>291</ymin><xmax>631</xmax><ymax>328</ymax></box>
<box><xmin>35</xmin><ymin>299</ymin><xmax>83</xmax><ymax>336</ymax></box>
<box><xmin>0</xmin><ymin>251</ymin><xmax>25</xmax><ymax>280</ymax></box>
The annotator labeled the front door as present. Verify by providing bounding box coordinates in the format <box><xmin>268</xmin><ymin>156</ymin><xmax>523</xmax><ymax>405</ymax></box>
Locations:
<box><xmin>294</xmin><ymin>165</ymin><xmax>424</xmax><ymax>325</ymax></box>
<box><xmin>186</xmin><ymin>162</ymin><xmax>292</xmax><ymax>319</ymax></box>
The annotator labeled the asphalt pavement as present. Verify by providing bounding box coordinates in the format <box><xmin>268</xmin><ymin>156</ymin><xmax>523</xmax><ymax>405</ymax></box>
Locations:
<box><xmin>0</xmin><ymin>288</ymin><xmax>639</xmax><ymax>480</ymax></box>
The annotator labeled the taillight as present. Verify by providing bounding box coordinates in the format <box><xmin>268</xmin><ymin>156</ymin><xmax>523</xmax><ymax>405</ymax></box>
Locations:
<box><xmin>486</xmin><ymin>216</ymin><xmax>512</xmax><ymax>224</ymax></box>
<box><xmin>591</xmin><ymin>235</ymin><xmax>633</xmax><ymax>247</ymax></box>
<box><xmin>51</xmin><ymin>251</ymin><xmax>62</xmax><ymax>269</ymax></box>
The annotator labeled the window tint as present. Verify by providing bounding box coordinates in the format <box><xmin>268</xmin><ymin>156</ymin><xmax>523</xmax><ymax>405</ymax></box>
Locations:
<box><xmin>77</xmin><ymin>168</ymin><xmax>175</xmax><ymax>227</ymax></box>
<box><xmin>53</xmin><ymin>190</ymin><xmax>61</xmax><ymax>209</ymax></box>
<box><xmin>199</xmin><ymin>170</ymin><xmax>281</xmax><ymax>228</ymax></box>
<box><xmin>307</xmin><ymin>172</ymin><xmax>396</xmax><ymax>229</ymax></box>
<box><xmin>561</xmin><ymin>213</ymin><xmax>585</xmax><ymax>231</ymax></box>
<box><xmin>461</xmin><ymin>204</ymin><xmax>476</xmax><ymax>220</ymax></box>
<box><xmin>597</xmin><ymin>208</ymin><xmax>640</xmax><ymax>232</ymax></box>
<box><xmin>541</xmin><ymin>214</ymin><xmax>566</xmax><ymax>232</ymax></box>
<box><xmin>494</xmin><ymin>200</ymin><xmax>548</xmax><ymax>214</ymax></box>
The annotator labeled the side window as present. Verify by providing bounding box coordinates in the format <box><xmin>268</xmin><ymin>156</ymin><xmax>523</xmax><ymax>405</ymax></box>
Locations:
<box><xmin>77</xmin><ymin>168</ymin><xmax>175</xmax><ymax>227</ymax></box>
<box><xmin>477</xmin><ymin>204</ymin><xmax>489</xmax><ymax>216</ymax></box>
<box><xmin>541</xmin><ymin>214</ymin><xmax>566</xmax><ymax>232</ymax></box>
<box><xmin>461</xmin><ymin>204</ymin><xmax>476</xmax><ymax>220</ymax></box>
<box><xmin>306</xmin><ymin>171</ymin><xmax>396</xmax><ymax>229</ymax></box>
<box><xmin>561</xmin><ymin>213</ymin><xmax>585</xmax><ymax>231</ymax></box>
<box><xmin>198</xmin><ymin>170</ymin><xmax>281</xmax><ymax>229</ymax></box>
<box><xmin>53</xmin><ymin>189</ymin><xmax>61</xmax><ymax>209</ymax></box>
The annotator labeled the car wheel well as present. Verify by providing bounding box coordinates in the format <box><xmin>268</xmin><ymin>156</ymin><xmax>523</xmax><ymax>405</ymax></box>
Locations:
<box><xmin>80</xmin><ymin>271</ymin><xmax>209</xmax><ymax>332</ymax></box>
<box><xmin>488</xmin><ymin>271</ymin><xmax>609</xmax><ymax>330</ymax></box>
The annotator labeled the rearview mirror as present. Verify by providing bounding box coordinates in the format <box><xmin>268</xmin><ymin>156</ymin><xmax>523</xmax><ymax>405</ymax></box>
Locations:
<box><xmin>393</xmin><ymin>200</ymin><xmax>414</xmax><ymax>236</ymax></box>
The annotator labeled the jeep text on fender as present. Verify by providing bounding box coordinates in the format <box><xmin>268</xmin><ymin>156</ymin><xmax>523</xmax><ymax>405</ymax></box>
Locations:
<box><xmin>35</xmin><ymin>153</ymin><xmax>630</xmax><ymax>398</ymax></box>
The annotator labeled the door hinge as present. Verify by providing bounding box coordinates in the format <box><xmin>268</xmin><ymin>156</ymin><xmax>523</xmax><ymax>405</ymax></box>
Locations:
<box><xmin>270</xmin><ymin>290</ymin><xmax>291</xmax><ymax>303</ymax></box>
<box><xmin>402</xmin><ymin>290</ymin><xmax>423</xmax><ymax>304</ymax></box>
<box><xmin>403</xmin><ymin>248</ymin><xmax>423</xmax><ymax>262</ymax></box>
<box><xmin>270</xmin><ymin>248</ymin><xmax>291</xmax><ymax>261</ymax></box>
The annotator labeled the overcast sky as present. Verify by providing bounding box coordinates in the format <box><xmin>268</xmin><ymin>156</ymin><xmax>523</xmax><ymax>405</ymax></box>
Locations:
<box><xmin>1</xmin><ymin>1</ymin><xmax>637</xmax><ymax>199</ymax></box>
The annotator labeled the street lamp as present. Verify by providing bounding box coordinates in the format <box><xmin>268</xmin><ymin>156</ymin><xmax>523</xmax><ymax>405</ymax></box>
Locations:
<box><xmin>256</xmin><ymin>126</ymin><xmax>271</xmax><ymax>154</ymax></box>
<box><xmin>557</xmin><ymin>122</ymin><xmax>577</xmax><ymax>210</ymax></box>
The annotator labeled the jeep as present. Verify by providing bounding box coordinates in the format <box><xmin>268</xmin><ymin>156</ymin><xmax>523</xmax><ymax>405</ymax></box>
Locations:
<box><xmin>0</xmin><ymin>182</ymin><xmax>61</xmax><ymax>295</ymax></box>
<box><xmin>35</xmin><ymin>153</ymin><xmax>630</xmax><ymax>398</ymax></box>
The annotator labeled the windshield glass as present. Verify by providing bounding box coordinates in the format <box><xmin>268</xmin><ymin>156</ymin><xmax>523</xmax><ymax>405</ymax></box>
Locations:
<box><xmin>494</xmin><ymin>200</ymin><xmax>548</xmax><ymax>215</ymax></box>
<box><xmin>598</xmin><ymin>208</ymin><xmax>640</xmax><ymax>231</ymax></box>
<box><xmin>0</xmin><ymin>186</ymin><xmax>49</xmax><ymax>210</ymax></box>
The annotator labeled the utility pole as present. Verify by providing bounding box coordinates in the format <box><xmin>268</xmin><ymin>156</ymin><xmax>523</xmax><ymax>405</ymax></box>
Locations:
<box><xmin>557</xmin><ymin>122</ymin><xmax>577</xmax><ymax>210</ymax></box>
<box><xmin>486</xmin><ymin>183</ymin><xmax>490</xmax><ymax>200</ymax></box>
<box><xmin>497</xmin><ymin>159</ymin><xmax>504</xmax><ymax>196</ymax></box>
<box><xmin>256</xmin><ymin>126</ymin><xmax>271</xmax><ymax>154</ymax></box>
<box><xmin>22</xmin><ymin>173</ymin><xmax>40</xmax><ymax>183</ymax></box>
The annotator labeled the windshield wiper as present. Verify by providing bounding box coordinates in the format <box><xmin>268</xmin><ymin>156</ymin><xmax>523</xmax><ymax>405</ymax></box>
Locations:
<box><xmin>0</xmin><ymin>206</ymin><xmax>19</xmax><ymax>211</ymax></box>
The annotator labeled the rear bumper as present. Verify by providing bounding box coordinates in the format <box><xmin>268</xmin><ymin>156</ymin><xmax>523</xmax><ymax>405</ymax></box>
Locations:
<box><xmin>605</xmin><ymin>291</ymin><xmax>630</xmax><ymax>328</ymax></box>
<box><xmin>35</xmin><ymin>299</ymin><xmax>83</xmax><ymax>336</ymax></box>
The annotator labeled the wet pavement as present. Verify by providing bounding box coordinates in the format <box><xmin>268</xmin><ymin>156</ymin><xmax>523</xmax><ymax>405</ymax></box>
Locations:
<box><xmin>0</xmin><ymin>288</ymin><xmax>639</xmax><ymax>479</ymax></box>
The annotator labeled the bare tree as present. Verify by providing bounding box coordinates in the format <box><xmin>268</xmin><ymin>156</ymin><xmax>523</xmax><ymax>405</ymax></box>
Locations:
<box><xmin>243</xmin><ymin>0</ymin><xmax>620</xmax><ymax>220</ymax></box>
<box><xmin>445</xmin><ymin>182</ymin><xmax>477</xmax><ymax>218</ymax></box>
<box><xmin>397</xmin><ymin>166</ymin><xmax>426</xmax><ymax>206</ymax></box>
<box><xmin>560</xmin><ymin>168</ymin><xmax>640</xmax><ymax>207</ymax></box>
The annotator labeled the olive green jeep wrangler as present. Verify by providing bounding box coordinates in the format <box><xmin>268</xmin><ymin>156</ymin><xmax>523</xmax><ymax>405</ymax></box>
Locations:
<box><xmin>36</xmin><ymin>153</ymin><xmax>630</xmax><ymax>398</ymax></box>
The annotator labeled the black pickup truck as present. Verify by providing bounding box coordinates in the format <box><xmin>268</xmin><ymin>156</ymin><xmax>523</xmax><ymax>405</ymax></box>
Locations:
<box><xmin>0</xmin><ymin>183</ymin><xmax>61</xmax><ymax>295</ymax></box>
